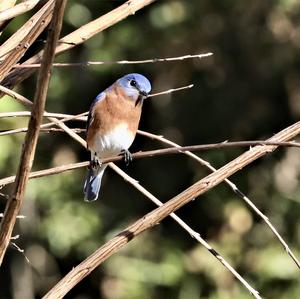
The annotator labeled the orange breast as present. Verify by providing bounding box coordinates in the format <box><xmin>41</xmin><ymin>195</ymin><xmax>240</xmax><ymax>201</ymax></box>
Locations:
<box><xmin>87</xmin><ymin>85</ymin><xmax>142</xmax><ymax>153</ymax></box>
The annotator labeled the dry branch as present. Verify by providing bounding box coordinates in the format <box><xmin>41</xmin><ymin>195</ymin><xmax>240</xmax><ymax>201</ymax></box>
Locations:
<box><xmin>43</xmin><ymin>121</ymin><xmax>300</xmax><ymax>298</ymax></box>
<box><xmin>0</xmin><ymin>111</ymin><xmax>87</xmax><ymax>137</ymax></box>
<box><xmin>0</xmin><ymin>0</ymin><xmax>66</xmax><ymax>265</ymax></box>
<box><xmin>138</xmin><ymin>130</ymin><xmax>300</xmax><ymax>269</ymax></box>
<box><xmin>0</xmin><ymin>0</ymin><xmax>17</xmax><ymax>32</ymax></box>
<box><xmin>1</xmin><ymin>139</ymin><xmax>300</xmax><ymax>187</ymax></box>
<box><xmin>0</xmin><ymin>0</ymin><xmax>55</xmax><ymax>80</ymax></box>
<box><xmin>0</xmin><ymin>0</ymin><xmax>40</xmax><ymax>24</ymax></box>
<box><xmin>13</xmin><ymin>52</ymin><xmax>213</xmax><ymax>68</ymax></box>
<box><xmin>0</xmin><ymin>82</ymin><xmax>193</xmax><ymax>137</ymax></box>
<box><xmin>1</xmin><ymin>0</ymin><xmax>156</xmax><ymax>94</ymax></box>
<box><xmin>147</xmin><ymin>84</ymin><xmax>194</xmax><ymax>97</ymax></box>
<box><xmin>0</xmin><ymin>111</ymin><xmax>84</xmax><ymax>119</ymax></box>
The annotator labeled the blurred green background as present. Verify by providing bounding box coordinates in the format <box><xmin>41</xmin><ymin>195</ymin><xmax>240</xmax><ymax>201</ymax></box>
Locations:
<box><xmin>0</xmin><ymin>0</ymin><xmax>300</xmax><ymax>298</ymax></box>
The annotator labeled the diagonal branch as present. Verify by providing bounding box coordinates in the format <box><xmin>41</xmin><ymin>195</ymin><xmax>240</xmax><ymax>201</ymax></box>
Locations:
<box><xmin>138</xmin><ymin>130</ymin><xmax>300</xmax><ymax>269</ymax></box>
<box><xmin>0</xmin><ymin>0</ymin><xmax>55</xmax><ymax>80</ymax></box>
<box><xmin>0</xmin><ymin>0</ymin><xmax>67</xmax><ymax>265</ymax></box>
<box><xmin>109</xmin><ymin>163</ymin><xmax>262</xmax><ymax>299</ymax></box>
<box><xmin>0</xmin><ymin>0</ymin><xmax>17</xmax><ymax>33</ymax></box>
<box><xmin>0</xmin><ymin>0</ymin><xmax>40</xmax><ymax>24</ymax></box>
<box><xmin>42</xmin><ymin>121</ymin><xmax>300</xmax><ymax>298</ymax></box>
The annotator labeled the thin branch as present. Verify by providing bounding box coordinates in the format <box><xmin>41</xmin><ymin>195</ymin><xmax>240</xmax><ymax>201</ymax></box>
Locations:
<box><xmin>0</xmin><ymin>109</ymin><xmax>87</xmax><ymax>137</ymax></box>
<box><xmin>0</xmin><ymin>0</ymin><xmax>67</xmax><ymax>265</ymax></box>
<box><xmin>0</xmin><ymin>127</ymin><xmax>85</xmax><ymax>136</ymax></box>
<box><xmin>0</xmin><ymin>84</ymin><xmax>34</xmax><ymax>106</ymax></box>
<box><xmin>0</xmin><ymin>83</ymin><xmax>192</xmax><ymax>136</ymax></box>
<box><xmin>13</xmin><ymin>53</ymin><xmax>213</xmax><ymax>68</ymax></box>
<box><xmin>1</xmin><ymin>139</ymin><xmax>300</xmax><ymax>187</ymax></box>
<box><xmin>147</xmin><ymin>84</ymin><xmax>194</xmax><ymax>98</ymax></box>
<box><xmin>138</xmin><ymin>130</ymin><xmax>300</xmax><ymax>269</ymax></box>
<box><xmin>0</xmin><ymin>213</ymin><xmax>25</xmax><ymax>219</ymax></box>
<box><xmin>0</xmin><ymin>161</ymin><xmax>88</xmax><ymax>187</ymax></box>
<box><xmin>0</xmin><ymin>0</ymin><xmax>40</xmax><ymax>24</ymax></box>
<box><xmin>1</xmin><ymin>0</ymin><xmax>157</xmax><ymax>95</ymax></box>
<box><xmin>0</xmin><ymin>111</ymin><xmax>85</xmax><ymax>120</ymax></box>
<box><xmin>10</xmin><ymin>241</ymin><xmax>30</xmax><ymax>264</ymax></box>
<box><xmin>43</xmin><ymin>121</ymin><xmax>300</xmax><ymax>298</ymax></box>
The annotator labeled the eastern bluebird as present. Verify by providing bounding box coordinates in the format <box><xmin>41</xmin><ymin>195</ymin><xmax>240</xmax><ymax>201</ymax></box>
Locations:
<box><xmin>84</xmin><ymin>73</ymin><xmax>152</xmax><ymax>202</ymax></box>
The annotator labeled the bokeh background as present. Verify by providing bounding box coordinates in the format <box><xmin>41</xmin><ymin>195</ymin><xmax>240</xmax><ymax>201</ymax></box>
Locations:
<box><xmin>0</xmin><ymin>0</ymin><xmax>300</xmax><ymax>298</ymax></box>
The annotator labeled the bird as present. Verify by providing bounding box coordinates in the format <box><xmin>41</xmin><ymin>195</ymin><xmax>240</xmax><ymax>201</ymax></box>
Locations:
<box><xmin>84</xmin><ymin>73</ymin><xmax>152</xmax><ymax>202</ymax></box>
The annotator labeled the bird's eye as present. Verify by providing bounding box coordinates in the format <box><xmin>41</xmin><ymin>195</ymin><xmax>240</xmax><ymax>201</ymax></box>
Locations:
<box><xmin>130</xmin><ymin>79</ymin><xmax>137</xmax><ymax>87</ymax></box>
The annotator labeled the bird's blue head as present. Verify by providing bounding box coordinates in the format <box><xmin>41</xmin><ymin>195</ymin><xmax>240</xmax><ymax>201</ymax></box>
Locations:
<box><xmin>117</xmin><ymin>73</ymin><xmax>151</xmax><ymax>101</ymax></box>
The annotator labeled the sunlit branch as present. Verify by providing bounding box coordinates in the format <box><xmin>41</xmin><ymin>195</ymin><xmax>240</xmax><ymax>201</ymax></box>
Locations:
<box><xmin>13</xmin><ymin>52</ymin><xmax>213</xmax><ymax>68</ymax></box>
<box><xmin>137</xmin><ymin>130</ymin><xmax>300</xmax><ymax>270</ymax></box>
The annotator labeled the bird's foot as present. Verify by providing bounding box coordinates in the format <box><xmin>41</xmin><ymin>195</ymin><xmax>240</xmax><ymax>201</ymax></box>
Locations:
<box><xmin>89</xmin><ymin>157</ymin><xmax>101</xmax><ymax>169</ymax></box>
<box><xmin>120</xmin><ymin>149</ymin><xmax>132</xmax><ymax>166</ymax></box>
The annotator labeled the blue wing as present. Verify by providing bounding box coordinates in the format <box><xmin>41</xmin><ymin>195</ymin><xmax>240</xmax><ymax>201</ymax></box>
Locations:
<box><xmin>86</xmin><ymin>91</ymin><xmax>106</xmax><ymax>131</ymax></box>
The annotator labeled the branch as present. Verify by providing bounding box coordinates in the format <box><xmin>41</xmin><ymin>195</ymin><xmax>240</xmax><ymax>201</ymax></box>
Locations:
<box><xmin>0</xmin><ymin>0</ymin><xmax>67</xmax><ymax>265</ymax></box>
<box><xmin>0</xmin><ymin>0</ymin><xmax>17</xmax><ymax>32</ymax></box>
<box><xmin>1</xmin><ymin>0</ymin><xmax>156</xmax><ymax>94</ymax></box>
<box><xmin>147</xmin><ymin>84</ymin><xmax>194</xmax><ymax>98</ymax></box>
<box><xmin>1</xmin><ymin>140</ymin><xmax>300</xmax><ymax>187</ymax></box>
<box><xmin>0</xmin><ymin>0</ymin><xmax>40</xmax><ymax>23</ymax></box>
<box><xmin>0</xmin><ymin>83</ymin><xmax>192</xmax><ymax>136</ymax></box>
<box><xmin>0</xmin><ymin>111</ymin><xmax>85</xmax><ymax>120</ymax></box>
<box><xmin>0</xmin><ymin>0</ymin><xmax>55</xmax><ymax>80</ymax></box>
<box><xmin>42</xmin><ymin>121</ymin><xmax>300</xmax><ymax>298</ymax></box>
<box><xmin>13</xmin><ymin>52</ymin><xmax>213</xmax><ymax>68</ymax></box>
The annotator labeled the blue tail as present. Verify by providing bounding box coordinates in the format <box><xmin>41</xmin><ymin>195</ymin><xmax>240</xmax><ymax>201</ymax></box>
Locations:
<box><xmin>84</xmin><ymin>165</ymin><xmax>106</xmax><ymax>202</ymax></box>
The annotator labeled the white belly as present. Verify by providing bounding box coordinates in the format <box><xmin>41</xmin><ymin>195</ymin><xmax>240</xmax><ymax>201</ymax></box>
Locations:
<box><xmin>92</xmin><ymin>123</ymin><xmax>135</xmax><ymax>158</ymax></box>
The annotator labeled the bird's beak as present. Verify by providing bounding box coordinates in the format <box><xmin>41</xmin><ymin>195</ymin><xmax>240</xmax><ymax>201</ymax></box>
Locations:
<box><xmin>138</xmin><ymin>88</ymin><xmax>148</xmax><ymax>98</ymax></box>
<box><xmin>135</xmin><ymin>89</ymin><xmax>148</xmax><ymax>106</ymax></box>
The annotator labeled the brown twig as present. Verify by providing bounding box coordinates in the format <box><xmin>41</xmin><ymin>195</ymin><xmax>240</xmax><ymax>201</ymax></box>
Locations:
<box><xmin>1</xmin><ymin>139</ymin><xmax>300</xmax><ymax>187</ymax></box>
<box><xmin>0</xmin><ymin>127</ymin><xmax>85</xmax><ymax>136</ymax></box>
<box><xmin>13</xmin><ymin>53</ymin><xmax>213</xmax><ymax>68</ymax></box>
<box><xmin>0</xmin><ymin>111</ymin><xmax>84</xmax><ymax>120</ymax></box>
<box><xmin>147</xmin><ymin>84</ymin><xmax>194</xmax><ymax>98</ymax></box>
<box><xmin>0</xmin><ymin>84</ymin><xmax>193</xmax><ymax>136</ymax></box>
<box><xmin>137</xmin><ymin>130</ymin><xmax>300</xmax><ymax>269</ymax></box>
<box><xmin>0</xmin><ymin>0</ymin><xmax>67</xmax><ymax>265</ymax></box>
<box><xmin>42</xmin><ymin>121</ymin><xmax>300</xmax><ymax>298</ymax></box>
<box><xmin>1</xmin><ymin>0</ymin><xmax>157</xmax><ymax>94</ymax></box>
<box><xmin>0</xmin><ymin>161</ymin><xmax>88</xmax><ymax>187</ymax></box>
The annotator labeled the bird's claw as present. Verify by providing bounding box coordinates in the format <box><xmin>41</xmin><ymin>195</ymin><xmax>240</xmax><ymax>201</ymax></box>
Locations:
<box><xmin>89</xmin><ymin>157</ymin><xmax>101</xmax><ymax>169</ymax></box>
<box><xmin>121</xmin><ymin>149</ymin><xmax>132</xmax><ymax>166</ymax></box>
